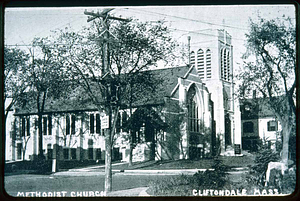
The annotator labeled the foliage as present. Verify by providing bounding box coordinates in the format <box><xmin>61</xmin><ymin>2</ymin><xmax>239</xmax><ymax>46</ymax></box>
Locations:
<box><xmin>51</xmin><ymin>17</ymin><xmax>177</xmax><ymax>127</ymax></box>
<box><xmin>237</xmin><ymin>16</ymin><xmax>296</xmax><ymax>164</ymax></box>
<box><xmin>246</xmin><ymin>145</ymin><xmax>280</xmax><ymax>187</ymax></box>
<box><xmin>124</xmin><ymin>107</ymin><xmax>167</xmax><ymax>132</ymax></box>
<box><xmin>120</xmin><ymin>106</ymin><xmax>167</xmax><ymax>160</ymax></box>
<box><xmin>214</xmin><ymin>133</ymin><xmax>222</xmax><ymax>156</ymax></box>
<box><xmin>148</xmin><ymin>174</ymin><xmax>192</xmax><ymax>196</ymax></box>
<box><xmin>280</xmin><ymin>167</ymin><xmax>296</xmax><ymax>194</ymax></box>
<box><xmin>4</xmin><ymin>47</ymin><xmax>29</xmax><ymax>119</ymax></box>
<box><xmin>156</xmin><ymin>99</ymin><xmax>184</xmax><ymax>160</ymax></box>
<box><xmin>14</xmin><ymin>37</ymin><xmax>74</xmax><ymax>113</ymax></box>
<box><xmin>242</xmin><ymin>140</ymin><xmax>295</xmax><ymax>195</ymax></box>
<box><xmin>238</xmin><ymin>16</ymin><xmax>295</xmax><ymax>99</ymax></box>
<box><xmin>50</xmin><ymin>13</ymin><xmax>177</xmax><ymax>192</ymax></box>
<box><xmin>192</xmin><ymin>159</ymin><xmax>231</xmax><ymax>189</ymax></box>
<box><xmin>32</xmin><ymin>158</ymin><xmax>52</xmax><ymax>174</ymax></box>
<box><xmin>148</xmin><ymin>159</ymin><xmax>231</xmax><ymax>196</ymax></box>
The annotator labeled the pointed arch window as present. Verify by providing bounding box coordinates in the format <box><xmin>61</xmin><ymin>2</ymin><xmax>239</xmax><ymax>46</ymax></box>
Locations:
<box><xmin>223</xmin><ymin>49</ymin><xmax>228</xmax><ymax>80</ymax></box>
<box><xmin>206</xmin><ymin>49</ymin><xmax>212</xmax><ymax>78</ymax></box>
<box><xmin>197</xmin><ymin>49</ymin><xmax>204</xmax><ymax>79</ymax></box>
<box><xmin>221</xmin><ymin>48</ymin><xmax>230</xmax><ymax>81</ymax></box>
<box><xmin>190</xmin><ymin>51</ymin><xmax>195</xmax><ymax>66</ymax></box>
<box><xmin>187</xmin><ymin>86</ymin><xmax>201</xmax><ymax>133</ymax></box>
<box><xmin>227</xmin><ymin>51</ymin><xmax>231</xmax><ymax>81</ymax></box>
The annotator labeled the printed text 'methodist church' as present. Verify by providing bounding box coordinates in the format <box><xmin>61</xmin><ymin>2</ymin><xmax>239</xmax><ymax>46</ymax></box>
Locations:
<box><xmin>6</xmin><ymin>30</ymin><xmax>245</xmax><ymax>163</ymax></box>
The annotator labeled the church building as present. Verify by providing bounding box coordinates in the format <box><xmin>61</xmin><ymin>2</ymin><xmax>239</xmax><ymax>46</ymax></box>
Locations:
<box><xmin>5</xmin><ymin>29</ymin><xmax>242</xmax><ymax>164</ymax></box>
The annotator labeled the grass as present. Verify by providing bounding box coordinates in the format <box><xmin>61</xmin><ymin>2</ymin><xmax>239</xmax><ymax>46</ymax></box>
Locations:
<box><xmin>6</xmin><ymin>153</ymin><xmax>255</xmax><ymax>174</ymax></box>
<box><xmin>219</xmin><ymin>155</ymin><xmax>255</xmax><ymax>168</ymax></box>
<box><xmin>87</xmin><ymin>154</ymin><xmax>255</xmax><ymax>171</ymax></box>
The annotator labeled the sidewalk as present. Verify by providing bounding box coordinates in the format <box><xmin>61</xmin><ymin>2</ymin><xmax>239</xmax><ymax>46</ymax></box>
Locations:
<box><xmin>52</xmin><ymin>168</ymin><xmax>210</xmax><ymax>176</ymax></box>
<box><xmin>107</xmin><ymin>187</ymin><xmax>150</xmax><ymax>196</ymax></box>
<box><xmin>52</xmin><ymin>166</ymin><xmax>249</xmax><ymax>176</ymax></box>
<box><xmin>68</xmin><ymin>162</ymin><xmax>126</xmax><ymax>172</ymax></box>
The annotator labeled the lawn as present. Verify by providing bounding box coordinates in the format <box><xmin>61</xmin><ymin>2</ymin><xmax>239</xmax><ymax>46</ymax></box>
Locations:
<box><xmin>89</xmin><ymin>154</ymin><xmax>255</xmax><ymax>171</ymax></box>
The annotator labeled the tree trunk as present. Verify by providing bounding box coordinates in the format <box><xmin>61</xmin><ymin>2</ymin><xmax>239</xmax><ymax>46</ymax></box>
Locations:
<box><xmin>150</xmin><ymin>131</ymin><xmax>156</xmax><ymax>160</ymax></box>
<box><xmin>129</xmin><ymin>141</ymin><xmax>134</xmax><ymax>166</ymax></box>
<box><xmin>104</xmin><ymin>128</ymin><xmax>112</xmax><ymax>193</ymax></box>
<box><xmin>274</xmin><ymin>99</ymin><xmax>295</xmax><ymax>166</ymax></box>
<box><xmin>38</xmin><ymin>113</ymin><xmax>44</xmax><ymax>159</ymax></box>
<box><xmin>280</xmin><ymin>118</ymin><xmax>292</xmax><ymax>165</ymax></box>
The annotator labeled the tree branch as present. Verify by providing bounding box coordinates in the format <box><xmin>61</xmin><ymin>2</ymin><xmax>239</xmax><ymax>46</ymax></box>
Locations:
<box><xmin>72</xmin><ymin>62</ymin><xmax>103</xmax><ymax>109</ymax></box>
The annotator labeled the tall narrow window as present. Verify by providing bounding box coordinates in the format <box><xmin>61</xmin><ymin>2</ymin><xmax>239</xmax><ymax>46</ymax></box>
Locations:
<box><xmin>21</xmin><ymin>117</ymin><xmax>26</xmax><ymax>137</ymax></box>
<box><xmin>221</xmin><ymin>49</ymin><xmax>223</xmax><ymax>79</ymax></box>
<box><xmin>90</xmin><ymin>114</ymin><xmax>95</xmax><ymax>134</ymax></box>
<box><xmin>227</xmin><ymin>51</ymin><xmax>230</xmax><ymax>81</ymax></box>
<box><xmin>71</xmin><ymin>115</ymin><xmax>76</xmax><ymax>134</ymax></box>
<box><xmin>48</xmin><ymin>115</ymin><xmax>52</xmax><ymax>135</ymax></box>
<box><xmin>197</xmin><ymin>49</ymin><xmax>204</xmax><ymax>79</ymax></box>
<box><xmin>88</xmin><ymin>148</ymin><xmax>94</xmax><ymax>160</ymax></box>
<box><xmin>26</xmin><ymin>117</ymin><xmax>30</xmax><ymax>136</ymax></box>
<box><xmin>206</xmin><ymin>49</ymin><xmax>212</xmax><ymax>78</ymax></box>
<box><xmin>43</xmin><ymin>117</ymin><xmax>47</xmax><ymax>135</ymax></box>
<box><xmin>190</xmin><ymin>51</ymin><xmax>195</xmax><ymax>66</ymax></box>
<box><xmin>66</xmin><ymin>115</ymin><xmax>70</xmax><ymax>135</ymax></box>
<box><xmin>223</xmin><ymin>49</ymin><xmax>227</xmax><ymax>80</ymax></box>
<box><xmin>96</xmin><ymin>114</ymin><xmax>101</xmax><ymax>134</ymax></box>
<box><xmin>88</xmin><ymin>139</ymin><xmax>93</xmax><ymax>160</ymax></box>
<box><xmin>187</xmin><ymin>85</ymin><xmax>201</xmax><ymax>133</ymax></box>
<box><xmin>221</xmin><ymin>48</ymin><xmax>230</xmax><ymax>81</ymax></box>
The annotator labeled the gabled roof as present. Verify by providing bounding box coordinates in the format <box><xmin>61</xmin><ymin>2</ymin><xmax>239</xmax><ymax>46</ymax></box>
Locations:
<box><xmin>240</xmin><ymin>97</ymin><xmax>278</xmax><ymax>118</ymax></box>
<box><xmin>14</xmin><ymin>66</ymin><xmax>192</xmax><ymax>116</ymax></box>
<box><xmin>151</xmin><ymin>65</ymin><xmax>190</xmax><ymax>96</ymax></box>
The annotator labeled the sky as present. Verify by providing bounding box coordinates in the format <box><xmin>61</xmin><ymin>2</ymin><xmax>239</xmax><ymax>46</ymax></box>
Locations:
<box><xmin>4</xmin><ymin>5</ymin><xmax>296</xmax><ymax>73</ymax></box>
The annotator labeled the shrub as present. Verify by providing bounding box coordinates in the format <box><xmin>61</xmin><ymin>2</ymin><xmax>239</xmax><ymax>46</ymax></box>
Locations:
<box><xmin>246</xmin><ymin>144</ymin><xmax>280</xmax><ymax>186</ymax></box>
<box><xmin>192</xmin><ymin>159</ymin><xmax>231</xmax><ymax>189</ymax></box>
<box><xmin>281</xmin><ymin>166</ymin><xmax>296</xmax><ymax>194</ymax></box>
<box><xmin>32</xmin><ymin>158</ymin><xmax>52</xmax><ymax>173</ymax></box>
<box><xmin>147</xmin><ymin>159</ymin><xmax>231</xmax><ymax>196</ymax></box>
<box><xmin>147</xmin><ymin>174</ymin><xmax>192</xmax><ymax>196</ymax></box>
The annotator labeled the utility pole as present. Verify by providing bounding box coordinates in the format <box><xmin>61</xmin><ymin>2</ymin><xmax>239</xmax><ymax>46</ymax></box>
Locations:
<box><xmin>84</xmin><ymin>8</ymin><xmax>130</xmax><ymax>193</ymax></box>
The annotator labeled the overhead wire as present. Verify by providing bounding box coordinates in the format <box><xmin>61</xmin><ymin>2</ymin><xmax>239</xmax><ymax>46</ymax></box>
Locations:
<box><xmin>6</xmin><ymin>7</ymin><xmax>249</xmax><ymax>47</ymax></box>
<box><xmin>121</xmin><ymin>7</ymin><xmax>249</xmax><ymax>31</ymax></box>
<box><xmin>120</xmin><ymin>8</ymin><xmax>248</xmax><ymax>41</ymax></box>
